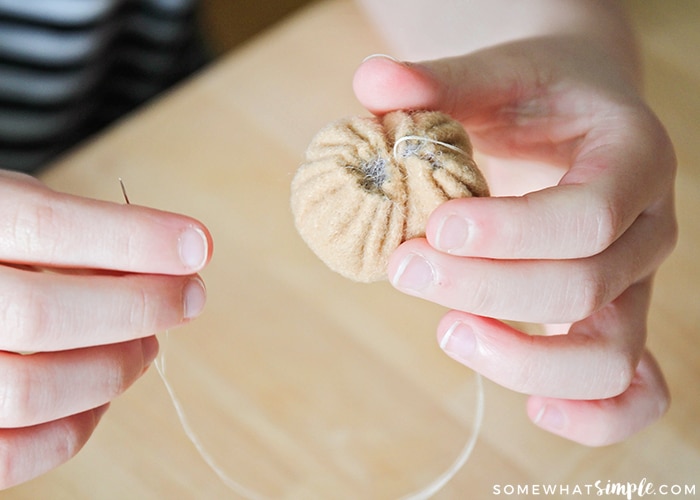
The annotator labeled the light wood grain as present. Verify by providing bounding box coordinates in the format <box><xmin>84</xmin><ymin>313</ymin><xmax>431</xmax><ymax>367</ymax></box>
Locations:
<box><xmin>5</xmin><ymin>0</ymin><xmax>699</xmax><ymax>498</ymax></box>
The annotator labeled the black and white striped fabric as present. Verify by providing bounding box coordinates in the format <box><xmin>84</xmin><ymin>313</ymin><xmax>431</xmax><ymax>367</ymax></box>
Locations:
<box><xmin>0</xmin><ymin>0</ymin><xmax>206</xmax><ymax>172</ymax></box>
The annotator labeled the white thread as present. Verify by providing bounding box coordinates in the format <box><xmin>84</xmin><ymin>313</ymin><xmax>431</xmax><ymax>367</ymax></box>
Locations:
<box><xmin>362</xmin><ymin>53</ymin><xmax>401</xmax><ymax>63</ymax></box>
<box><xmin>156</xmin><ymin>331</ymin><xmax>484</xmax><ymax>499</ymax></box>
<box><xmin>393</xmin><ymin>135</ymin><xmax>470</xmax><ymax>163</ymax></box>
<box><xmin>154</xmin><ymin>332</ymin><xmax>264</xmax><ymax>500</ymax></box>
<box><xmin>118</xmin><ymin>182</ymin><xmax>262</xmax><ymax>499</ymax></box>
<box><xmin>400</xmin><ymin>374</ymin><xmax>484</xmax><ymax>500</ymax></box>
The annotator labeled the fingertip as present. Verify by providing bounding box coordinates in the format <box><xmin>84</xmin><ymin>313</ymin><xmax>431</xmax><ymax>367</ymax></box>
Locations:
<box><xmin>527</xmin><ymin>397</ymin><xmax>607</xmax><ymax>446</ymax></box>
<box><xmin>425</xmin><ymin>197</ymin><xmax>496</xmax><ymax>257</ymax></box>
<box><xmin>182</xmin><ymin>276</ymin><xmax>207</xmax><ymax>320</ymax></box>
<box><xmin>426</xmin><ymin>199</ymin><xmax>476</xmax><ymax>255</ymax></box>
<box><xmin>527</xmin><ymin>396</ymin><xmax>567</xmax><ymax>432</ymax></box>
<box><xmin>386</xmin><ymin>238</ymin><xmax>434</xmax><ymax>292</ymax></box>
<box><xmin>527</xmin><ymin>396</ymin><xmax>616</xmax><ymax>447</ymax></box>
<box><xmin>525</xmin><ymin>355</ymin><xmax>671</xmax><ymax>447</ymax></box>
<box><xmin>436</xmin><ymin>309</ymin><xmax>480</xmax><ymax>347</ymax></box>
<box><xmin>353</xmin><ymin>55</ymin><xmax>441</xmax><ymax>114</ymax></box>
<box><xmin>139</xmin><ymin>210</ymin><xmax>212</xmax><ymax>275</ymax></box>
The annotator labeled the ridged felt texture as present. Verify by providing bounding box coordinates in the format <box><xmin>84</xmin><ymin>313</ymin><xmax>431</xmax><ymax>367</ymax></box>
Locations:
<box><xmin>291</xmin><ymin>110</ymin><xmax>489</xmax><ymax>282</ymax></box>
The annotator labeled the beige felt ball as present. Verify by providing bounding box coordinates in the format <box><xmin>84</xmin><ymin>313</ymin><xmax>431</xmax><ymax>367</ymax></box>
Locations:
<box><xmin>290</xmin><ymin>110</ymin><xmax>489</xmax><ymax>282</ymax></box>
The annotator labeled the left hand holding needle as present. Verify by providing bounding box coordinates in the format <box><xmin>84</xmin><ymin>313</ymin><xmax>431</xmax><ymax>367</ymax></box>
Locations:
<box><xmin>0</xmin><ymin>170</ymin><xmax>212</xmax><ymax>488</ymax></box>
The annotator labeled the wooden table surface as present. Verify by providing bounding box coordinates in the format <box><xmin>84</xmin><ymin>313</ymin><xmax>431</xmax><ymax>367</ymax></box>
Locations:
<box><xmin>7</xmin><ymin>0</ymin><xmax>699</xmax><ymax>498</ymax></box>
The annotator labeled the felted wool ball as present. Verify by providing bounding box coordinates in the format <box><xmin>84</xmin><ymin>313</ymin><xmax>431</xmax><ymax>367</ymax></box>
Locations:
<box><xmin>290</xmin><ymin>110</ymin><xmax>489</xmax><ymax>282</ymax></box>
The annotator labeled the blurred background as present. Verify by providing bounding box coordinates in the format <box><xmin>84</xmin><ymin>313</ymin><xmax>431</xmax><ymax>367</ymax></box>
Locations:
<box><xmin>0</xmin><ymin>0</ymin><xmax>681</xmax><ymax>173</ymax></box>
<box><xmin>200</xmin><ymin>0</ymin><xmax>312</xmax><ymax>55</ymax></box>
<box><xmin>0</xmin><ymin>0</ymin><xmax>313</xmax><ymax>173</ymax></box>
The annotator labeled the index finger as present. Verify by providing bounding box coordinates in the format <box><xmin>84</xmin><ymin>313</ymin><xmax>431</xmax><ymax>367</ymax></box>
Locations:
<box><xmin>0</xmin><ymin>173</ymin><xmax>212</xmax><ymax>274</ymax></box>
<box><xmin>426</xmin><ymin>110</ymin><xmax>676</xmax><ymax>260</ymax></box>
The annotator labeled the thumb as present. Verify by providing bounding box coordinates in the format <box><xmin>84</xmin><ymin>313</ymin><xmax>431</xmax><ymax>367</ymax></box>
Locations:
<box><xmin>352</xmin><ymin>51</ymin><xmax>528</xmax><ymax>123</ymax></box>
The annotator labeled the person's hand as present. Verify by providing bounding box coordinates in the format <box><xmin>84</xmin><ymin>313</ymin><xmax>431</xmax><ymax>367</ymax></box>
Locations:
<box><xmin>353</xmin><ymin>37</ymin><xmax>677</xmax><ymax>446</ymax></box>
<box><xmin>0</xmin><ymin>170</ymin><xmax>212</xmax><ymax>488</ymax></box>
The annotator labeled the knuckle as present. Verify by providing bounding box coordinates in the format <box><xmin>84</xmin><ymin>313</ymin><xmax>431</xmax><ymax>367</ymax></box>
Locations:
<box><xmin>0</xmin><ymin>281</ymin><xmax>51</xmax><ymax>352</ymax></box>
<box><xmin>0</xmin><ymin>362</ymin><xmax>34</xmax><ymax>428</ymax></box>
<box><xmin>106</xmin><ymin>343</ymin><xmax>144</xmax><ymax>397</ymax></box>
<box><xmin>510</xmin><ymin>359</ymin><xmax>544</xmax><ymax>395</ymax></box>
<box><xmin>467</xmin><ymin>278</ymin><xmax>496</xmax><ymax>315</ymax></box>
<box><xmin>597</xmin><ymin>348</ymin><xmax>638</xmax><ymax>399</ymax></box>
<box><xmin>494</xmin><ymin>337</ymin><xmax>545</xmax><ymax>395</ymax></box>
<box><xmin>588</xmin><ymin>195</ymin><xmax>623</xmax><ymax>256</ymax></box>
<box><xmin>53</xmin><ymin>418</ymin><xmax>82</xmax><ymax>463</ymax></box>
<box><xmin>123</xmin><ymin>232</ymin><xmax>142</xmax><ymax>272</ymax></box>
<box><xmin>606</xmin><ymin>356</ymin><xmax>637</xmax><ymax>398</ymax></box>
<box><xmin>105</xmin><ymin>364</ymin><xmax>130</xmax><ymax>399</ymax></box>
<box><xmin>127</xmin><ymin>284</ymin><xmax>160</xmax><ymax>334</ymax></box>
<box><xmin>5</xmin><ymin>197</ymin><xmax>61</xmax><ymax>261</ymax></box>
<box><xmin>128</xmin><ymin>286</ymin><xmax>150</xmax><ymax>331</ymax></box>
<box><xmin>568</xmin><ymin>263</ymin><xmax>611</xmax><ymax>321</ymax></box>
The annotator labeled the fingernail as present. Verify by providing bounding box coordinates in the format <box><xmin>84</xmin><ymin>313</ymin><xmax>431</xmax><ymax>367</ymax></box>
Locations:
<box><xmin>391</xmin><ymin>253</ymin><xmax>435</xmax><ymax>292</ymax></box>
<box><xmin>183</xmin><ymin>277</ymin><xmax>207</xmax><ymax>319</ymax></box>
<box><xmin>362</xmin><ymin>53</ymin><xmax>403</xmax><ymax>64</ymax></box>
<box><xmin>436</xmin><ymin>214</ymin><xmax>470</xmax><ymax>253</ymax></box>
<box><xmin>440</xmin><ymin>321</ymin><xmax>476</xmax><ymax>359</ymax></box>
<box><xmin>534</xmin><ymin>403</ymin><xmax>566</xmax><ymax>431</ymax></box>
<box><xmin>178</xmin><ymin>226</ymin><xmax>208</xmax><ymax>271</ymax></box>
